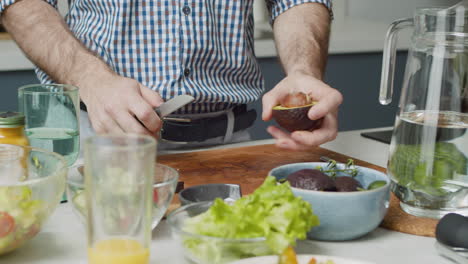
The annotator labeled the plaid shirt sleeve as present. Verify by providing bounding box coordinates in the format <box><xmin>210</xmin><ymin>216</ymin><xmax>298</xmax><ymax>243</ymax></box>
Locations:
<box><xmin>266</xmin><ymin>0</ymin><xmax>333</xmax><ymax>24</ymax></box>
<box><xmin>0</xmin><ymin>0</ymin><xmax>57</xmax><ymax>16</ymax></box>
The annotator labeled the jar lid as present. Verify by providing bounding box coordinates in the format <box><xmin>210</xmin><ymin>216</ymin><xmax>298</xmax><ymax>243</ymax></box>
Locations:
<box><xmin>0</xmin><ymin>112</ymin><xmax>25</xmax><ymax>127</ymax></box>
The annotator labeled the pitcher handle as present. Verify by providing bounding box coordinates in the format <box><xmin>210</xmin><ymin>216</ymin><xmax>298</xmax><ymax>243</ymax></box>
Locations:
<box><xmin>380</xmin><ymin>18</ymin><xmax>414</xmax><ymax>105</ymax></box>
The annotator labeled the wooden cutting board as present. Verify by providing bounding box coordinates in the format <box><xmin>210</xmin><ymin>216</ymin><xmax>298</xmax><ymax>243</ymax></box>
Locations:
<box><xmin>0</xmin><ymin>33</ymin><xmax>11</xmax><ymax>40</ymax></box>
<box><xmin>158</xmin><ymin>144</ymin><xmax>438</xmax><ymax>237</ymax></box>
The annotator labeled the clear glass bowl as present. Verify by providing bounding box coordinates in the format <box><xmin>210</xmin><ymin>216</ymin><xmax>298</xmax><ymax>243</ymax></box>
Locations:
<box><xmin>167</xmin><ymin>202</ymin><xmax>274</xmax><ymax>264</ymax></box>
<box><xmin>0</xmin><ymin>144</ymin><xmax>67</xmax><ymax>255</ymax></box>
<box><xmin>66</xmin><ymin>163</ymin><xmax>179</xmax><ymax>229</ymax></box>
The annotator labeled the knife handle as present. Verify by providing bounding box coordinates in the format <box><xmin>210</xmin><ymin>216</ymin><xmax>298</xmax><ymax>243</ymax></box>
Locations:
<box><xmin>436</xmin><ymin>213</ymin><xmax>468</xmax><ymax>249</ymax></box>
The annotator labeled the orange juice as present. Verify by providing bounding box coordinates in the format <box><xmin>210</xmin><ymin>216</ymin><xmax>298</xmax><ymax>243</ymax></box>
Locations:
<box><xmin>88</xmin><ymin>238</ymin><xmax>149</xmax><ymax>264</ymax></box>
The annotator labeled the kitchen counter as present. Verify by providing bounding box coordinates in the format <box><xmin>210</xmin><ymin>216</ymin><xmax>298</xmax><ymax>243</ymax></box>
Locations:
<box><xmin>0</xmin><ymin>17</ymin><xmax>411</xmax><ymax>71</ymax></box>
<box><xmin>1</xmin><ymin>127</ymin><xmax>449</xmax><ymax>264</ymax></box>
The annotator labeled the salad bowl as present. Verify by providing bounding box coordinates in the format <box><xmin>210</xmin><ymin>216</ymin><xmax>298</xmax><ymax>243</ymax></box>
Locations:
<box><xmin>168</xmin><ymin>202</ymin><xmax>274</xmax><ymax>264</ymax></box>
<box><xmin>168</xmin><ymin>176</ymin><xmax>318</xmax><ymax>264</ymax></box>
<box><xmin>0</xmin><ymin>144</ymin><xmax>67</xmax><ymax>255</ymax></box>
<box><xmin>66</xmin><ymin>163</ymin><xmax>179</xmax><ymax>229</ymax></box>
<box><xmin>268</xmin><ymin>162</ymin><xmax>391</xmax><ymax>241</ymax></box>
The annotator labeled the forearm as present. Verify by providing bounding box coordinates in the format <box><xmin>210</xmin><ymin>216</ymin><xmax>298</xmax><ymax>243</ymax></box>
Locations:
<box><xmin>273</xmin><ymin>3</ymin><xmax>330</xmax><ymax>79</ymax></box>
<box><xmin>1</xmin><ymin>0</ymin><xmax>113</xmax><ymax>100</ymax></box>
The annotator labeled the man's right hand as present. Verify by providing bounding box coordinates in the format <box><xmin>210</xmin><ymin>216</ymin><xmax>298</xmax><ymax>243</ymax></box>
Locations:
<box><xmin>80</xmin><ymin>73</ymin><xmax>164</xmax><ymax>136</ymax></box>
<box><xmin>1</xmin><ymin>0</ymin><xmax>164</xmax><ymax>137</ymax></box>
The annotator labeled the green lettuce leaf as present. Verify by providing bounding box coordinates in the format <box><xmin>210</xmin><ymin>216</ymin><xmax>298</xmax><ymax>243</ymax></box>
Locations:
<box><xmin>182</xmin><ymin>176</ymin><xmax>319</xmax><ymax>263</ymax></box>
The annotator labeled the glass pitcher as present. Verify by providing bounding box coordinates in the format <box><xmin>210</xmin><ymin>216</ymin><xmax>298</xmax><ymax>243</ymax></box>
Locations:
<box><xmin>380</xmin><ymin>1</ymin><xmax>468</xmax><ymax>219</ymax></box>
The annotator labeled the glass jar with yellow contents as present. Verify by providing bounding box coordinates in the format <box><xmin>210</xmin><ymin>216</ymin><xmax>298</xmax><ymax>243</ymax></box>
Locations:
<box><xmin>0</xmin><ymin>112</ymin><xmax>29</xmax><ymax>146</ymax></box>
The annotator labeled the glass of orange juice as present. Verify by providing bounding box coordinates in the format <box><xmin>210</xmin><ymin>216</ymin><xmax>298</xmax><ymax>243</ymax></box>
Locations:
<box><xmin>84</xmin><ymin>135</ymin><xmax>156</xmax><ymax>264</ymax></box>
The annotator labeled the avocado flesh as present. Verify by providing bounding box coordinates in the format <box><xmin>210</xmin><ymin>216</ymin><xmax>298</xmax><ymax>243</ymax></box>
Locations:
<box><xmin>272</xmin><ymin>102</ymin><xmax>316</xmax><ymax>110</ymax></box>
<box><xmin>272</xmin><ymin>103</ymin><xmax>321</xmax><ymax>132</ymax></box>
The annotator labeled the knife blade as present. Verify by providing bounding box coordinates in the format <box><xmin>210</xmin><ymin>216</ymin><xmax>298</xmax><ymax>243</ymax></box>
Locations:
<box><xmin>155</xmin><ymin>95</ymin><xmax>195</xmax><ymax>118</ymax></box>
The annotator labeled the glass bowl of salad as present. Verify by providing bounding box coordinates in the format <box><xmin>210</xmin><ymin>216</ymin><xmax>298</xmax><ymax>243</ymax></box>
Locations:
<box><xmin>67</xmin><ymin>163</ymin><xmax>179</xmax><ymax>229</ymax></box>
<box><xmin>0</xmin><ymin>144</ymin><xmax>67</xmax><ymax>255</ymax></box>
<box><xmin>168</xmin><ymin>202</ymin><xmax>274</xmax><ymax>264</ymax></box>
<box><xmin>167</xmin><ymin>176</ymin><xmax>319</xmax><ymax>264</ymax></box>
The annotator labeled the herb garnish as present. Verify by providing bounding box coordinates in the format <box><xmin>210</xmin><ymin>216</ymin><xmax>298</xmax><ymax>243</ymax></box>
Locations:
<box><xmin>316</xmin><ymin>159</ymin><xmax>359</xmax><ymax>179</ymax></box>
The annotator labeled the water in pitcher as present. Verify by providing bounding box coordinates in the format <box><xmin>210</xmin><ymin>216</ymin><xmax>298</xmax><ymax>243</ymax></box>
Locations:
<box><xmin>388</xmin><ymin>110</ymin><xmax>468</xmax><ymax>218</ymax></box>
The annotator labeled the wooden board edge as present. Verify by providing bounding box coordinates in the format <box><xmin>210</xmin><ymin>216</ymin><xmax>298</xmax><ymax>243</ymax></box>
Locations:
<box><xmin>159</xmin><ymin>144</ymin><xmax>387</xmax><ymax>174</ymax></box>
<box><xmin>0</xmin><ymin>32</ymin><xmax>11</xmax><ymax>40</ymax></box>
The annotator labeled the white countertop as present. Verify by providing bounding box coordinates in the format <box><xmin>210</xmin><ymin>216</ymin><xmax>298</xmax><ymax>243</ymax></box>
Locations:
<box><xmin>0</xmin><ymin>127</ymin><xmax>450</xmax><ymax>264</ymax></box>
<box><xmin>0</xmin><ymin>16</ymin><xmax>411</xmax><ymax>72</ymax></box>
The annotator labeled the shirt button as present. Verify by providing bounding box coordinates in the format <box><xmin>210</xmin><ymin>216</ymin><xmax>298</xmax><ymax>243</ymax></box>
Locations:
<box><xmin>184</xmin><ymin>68</ymin><xmax>191</xmax><ymax>77</ymax></box>
<box><xmin>182</xmin><ymin>6</ymin><xmax>191</xmax><ymax>15</ymax></box>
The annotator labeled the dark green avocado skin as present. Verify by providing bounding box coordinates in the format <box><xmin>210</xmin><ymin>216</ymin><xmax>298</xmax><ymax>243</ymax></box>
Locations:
<box><xmin>272</xmin><ymin>106</ymin><xmax>322</xmax><ymax>132</ymax></box>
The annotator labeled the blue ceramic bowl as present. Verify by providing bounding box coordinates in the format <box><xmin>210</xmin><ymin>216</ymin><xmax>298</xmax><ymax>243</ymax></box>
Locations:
<box><xmin>268</xmin><ymin>162</ymin><xmax>390</xmax><ymax>241</ymax></box>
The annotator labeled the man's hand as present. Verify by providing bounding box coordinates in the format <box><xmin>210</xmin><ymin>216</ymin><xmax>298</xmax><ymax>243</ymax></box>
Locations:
<box><xmin>1</xmin><ymin>0</ymin><xmax>164</xmax><ymax>137</ymax></box>
<box><xmin>80</xmin><ymin>73</ymin><xmax>164</xmax><ymax>136</ymax></box>
<box><xmin>262</xmin><ymin>73</ymin><xmax>342</xmax><ymax>150</ymax></box>
<box><xmin>265</xmin><ymin>2</ymin><xmax>335</xmax><ymax>150</ymax></box>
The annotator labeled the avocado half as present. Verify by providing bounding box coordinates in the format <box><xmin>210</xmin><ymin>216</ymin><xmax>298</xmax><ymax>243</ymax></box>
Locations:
<box><xmin>272</xmin><ymin>102</ymin><xmax>322</xmax><ymax>132</ymax></box>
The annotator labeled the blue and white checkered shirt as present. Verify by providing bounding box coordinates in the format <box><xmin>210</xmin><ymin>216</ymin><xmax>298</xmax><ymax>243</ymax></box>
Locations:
<box><xmin>1</xmin><ymin>0</ymin><xmax>332</xmax><ymax>113</ymax></box>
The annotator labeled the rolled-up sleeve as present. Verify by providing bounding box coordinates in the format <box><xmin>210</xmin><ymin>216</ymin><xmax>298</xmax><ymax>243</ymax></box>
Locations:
<box><xmin>266</xmin><ymin>0</ymin><xmax>333</xmax><ymax>24</ymax></box>
<box><xmin>0</xmin><ymin>0</ymin><xmax>57</xmax><ymax>17</ymax></box>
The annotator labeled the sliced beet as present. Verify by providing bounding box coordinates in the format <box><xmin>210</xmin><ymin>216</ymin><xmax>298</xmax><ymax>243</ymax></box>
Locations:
<box><xmin>335</xmin><ymin>176</ymin><xmax>362</xmax><ymax>192</ymax></box>
<box><xmin>287</xmin><ymin>169</ymin><xmax>336</xmax><ymax>191</ymax></box>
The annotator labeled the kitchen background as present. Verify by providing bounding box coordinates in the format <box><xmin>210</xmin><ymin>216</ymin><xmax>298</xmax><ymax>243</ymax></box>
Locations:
<box><xmin>0</xmin><ymin>0</ymin><xmax>459</xmax><ymax>140</ymax></box>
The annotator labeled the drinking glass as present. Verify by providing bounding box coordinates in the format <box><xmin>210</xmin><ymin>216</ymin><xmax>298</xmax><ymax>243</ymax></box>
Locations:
<box><xmin>84</xmin><ymin>135</ymin><xmax>156</xmax><ymax>264</ymax></box>
<box><xmin>66</xmin><ymin>163</ymin><xmax>179</xmax><ymax>229</ymax></box>
<box><xmin>18</xmin><ymin>84</ymin><xmax>80</xmax><ymax>166</ymax></box>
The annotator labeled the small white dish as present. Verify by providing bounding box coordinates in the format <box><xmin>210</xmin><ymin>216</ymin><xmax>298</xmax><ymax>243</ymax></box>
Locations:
<box><xmin>229</xmin><ymin>254</ymin><xmax>375</xmax><ymax>264</ymax></box>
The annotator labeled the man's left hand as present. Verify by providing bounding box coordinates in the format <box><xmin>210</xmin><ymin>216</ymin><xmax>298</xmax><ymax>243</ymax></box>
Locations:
<box><xmin>262</xmin><ymin>73</ymin><xmax>343</xmax><ymax>151</ymax></box>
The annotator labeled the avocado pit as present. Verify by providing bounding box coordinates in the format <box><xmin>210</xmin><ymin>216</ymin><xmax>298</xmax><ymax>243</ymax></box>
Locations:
<box><xmin>272</xmin><ymin>92</ymin><xmax>322</xmax><ymax>132</ymax></box>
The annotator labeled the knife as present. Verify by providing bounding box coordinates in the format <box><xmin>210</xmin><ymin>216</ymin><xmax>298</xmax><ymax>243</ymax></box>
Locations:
<box><xmin>155</xmin><ymin>95</ymin><xmax>195</xmax><ymax>121</ymax></box>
